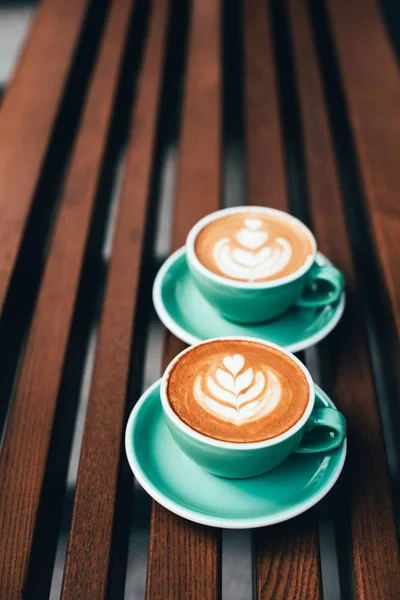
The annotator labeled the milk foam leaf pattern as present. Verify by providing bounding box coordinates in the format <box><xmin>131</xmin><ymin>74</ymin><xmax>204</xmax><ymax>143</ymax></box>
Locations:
<box><xmin>235</xmin><ymin>368</ymin><xmax>254</xmax><ymax>395</ymax></box>
<box><xmin>239</xmin><ymin>371</ymin><xmax>268</xmax><ymax>406</ymax></box>
<box><xmin>194</xmin><ymin>354</ymin><xmax>282</xmax><ymax>425</ymax></box>
<box><xmin>212</xmin><ymin>218</ymin><xmax>293</xmax><ymax>281</ymax></box>
<box><xmin>236</xmin><ymin>228</ymin><xmax>268</xmax><ymax>250</ymax></box>
<box><xmin>244</xmin><ymin>218</ymin><xmax>263</xmax><ymax>230</ymax></box>
<box><xmin>232</xmin><ymin>247</ymin><xmax>272</xmax><ymax>268</ymax></box>
<box><xmin>215</xmin><ymin>369</ymin><xmax>234</xmax><ymax>392</ymax></box>
<box><xmin>223</xmin><ymin>354</ymin><xmax>244</xmax><ymax>375</ymax></box>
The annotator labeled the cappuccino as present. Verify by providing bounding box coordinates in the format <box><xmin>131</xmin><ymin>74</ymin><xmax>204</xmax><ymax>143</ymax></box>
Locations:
<box><xmin>166</xmin><ymin>339</ymin><xmax>309</xmax><ymax>443</ymax></box>
<box><xmin>194</xmin><ymin>211</ymin><xmax>313</xmax><ymax>283</ymax></box>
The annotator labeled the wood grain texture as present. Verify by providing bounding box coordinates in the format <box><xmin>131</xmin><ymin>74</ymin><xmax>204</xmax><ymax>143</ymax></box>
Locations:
<box><xmin>0</xmin><ymin>1</ymin><xmax>133</xmax><ymax>596</ymax></box>
<box><xmin>169</xmin><ymin>0</ymin><xmax>221</xmax><ymax>249</ymax></box>
<box><xmin>243</xmin><ymin>0</ymin><xmax>288</xmax><ymax>210</ymax></box>
<box><xmin>255</xmin><ymin>513</ymin><xmax>322</xmax><ymax>600</ymax></box>
<box><xmin>244</xmin><ymin>2</ymin><xmax>322</xmax><ymax>598</ymax></box>
<box><xmin>60</xmin><ymin>1</ymin><xmax>169</xmax><ymax>597</ymax></box>
<box><xmin>148</xmin><ymin>505</ymin><xmax>220</xmax><ymax>600</ymax></box>
<box><xmin>0</xmin><ymin>0</ymin><xmax>89</xmax><ymax>317</ymax></box>
<box><xmin>146</xmin><ymin>0</ymin><xmax>222</xmax><ymax>598</ymax></box>
<box><xmin>326</xmin><ymin>0</ymin><xmax>400</xmax><ymax>340</ymax></box>
<box><xmin>288</xmin><ymin>1</ymin><xmax>400</xmax><ymax>597</ymax></box>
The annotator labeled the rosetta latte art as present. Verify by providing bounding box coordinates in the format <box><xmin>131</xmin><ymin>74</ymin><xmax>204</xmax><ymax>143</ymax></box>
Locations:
<box><xmin>212</xmin><ymin>218</ymin><xmax>292</xmax><ymax>281</ymax></box>
<box><xmin>194</xmin><ymin>353</ymin><xmax>281</xmax><ymax>425</ymax></box>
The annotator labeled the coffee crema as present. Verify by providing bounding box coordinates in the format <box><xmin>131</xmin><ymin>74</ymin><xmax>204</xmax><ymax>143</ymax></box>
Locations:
<box><xmin>166</xmin><ymin>340</ymin><xmax>310</xmax><ymax>443</ymax></box>
<box><xmin>194</xmin><ymin>212</ymin><xmax>313</xmax><ymax>283</ymax></box>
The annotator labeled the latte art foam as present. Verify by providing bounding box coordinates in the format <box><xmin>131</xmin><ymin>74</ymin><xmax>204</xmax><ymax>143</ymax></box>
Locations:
<box><xmin>167</xmin><ymin>340</ymin><xmax>310</xmax><ymax>443</ymax></box>
<box><xmin>195</xmin><ymin>212</ymin><xmax>313</xmax><ymax>283</ymax></box>
<box><xmin>194</xmin><ymin>353</ymin><xmax>282</xmax><ymax>425</ymax></box>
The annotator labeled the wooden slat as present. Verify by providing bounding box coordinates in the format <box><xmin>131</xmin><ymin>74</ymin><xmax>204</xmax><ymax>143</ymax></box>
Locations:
<box><xmin>243</xmin><ymin>2</ymin><xmax>322</xmax><ymax>598</ymax></box>
<box><xmin>146</xmin><ymin>0</ymin><xmax>221</xmax><ymax>598</ymax></box>
<box><xmin>60</xmin><ymin>1</ymin><xmax>170</xmax><ymax>597</ymax></box>
<box><xmin>326</xmin><ymin>0</ymin><xmax>400</xmax><ymax>340</ymax></box>
<box><xmin>255</xmin><ymin>513</ymin><xmax>322</xmax><ymax>599</ymax></box>
<box><xmin>243</xmin><ymin>0</ymin><xmax>288</xmax><ymax>210</ymax></box>
<box><xmin>0</xmin><ymin>1</ymin><xmax>133</xmax><ymax>595</ymax></box>
<box><xmin>0</xmin><ymin>0</ymin><xmax>90</xmax><ymax>317</ymax></box>
<box><xmin>288</xmin><ymin>1</ymin><xmax>400</xmax><ymax>597</ymax></box>
<box><xmin>170</xmin><ymin>0</ymin><xmax>221</xmax><ymax>248</ymax></box>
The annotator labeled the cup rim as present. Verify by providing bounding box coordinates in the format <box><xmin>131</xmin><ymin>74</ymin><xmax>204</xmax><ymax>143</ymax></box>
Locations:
<box><xmin>186</xmin><ymin>206</ymin><xmax>317</xmax><ymax>289</ymax></box>
<box><xmin>160</xmin><ymin>336</ymin><xmax>315</xmax><ymax>450</ymax></box>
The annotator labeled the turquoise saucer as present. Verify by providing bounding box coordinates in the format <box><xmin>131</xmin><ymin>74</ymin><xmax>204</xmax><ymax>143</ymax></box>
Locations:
<box><xmin>153</xmin><ymin>248</ymin><xmax>345</xmax><ymax>352</ymax></box>
<box><xmin>125</xmin><ymin>381</ymin><xmax>346</xmax><ymax>529</ymax></box>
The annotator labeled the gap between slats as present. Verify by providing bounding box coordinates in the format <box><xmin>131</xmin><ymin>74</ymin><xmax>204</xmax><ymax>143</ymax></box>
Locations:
<box><xmin>287</xmin><ymin>0</ymin><xmax>400</xmax><ymax>598</ymax></box>
<box><xmin>48</xmin><ymin>0</ymin><xmax>155</xmax><ymax>590</ymax></box>
<box><xmin>0</xmin><ymin>0</ymin><xmax>108</xmax><ymax>445</ymax></box>
<box><xmin>221</xmin><ymin>1</ymin><xmax>253</xmax><ymax>599</ymax></box>
<box><xmin>124</xmin><ymin>0</ymin><xmax>191</xmax><ymax>595</ymax></box>
<box><xmin>0</xmin><ymin>0</ymin><xmax>90</xmax><ymax>317</ymax></box>
<box><xmin>0</xmin><ymin>0</ymin><xmax>134</xmax><ymax>596</ymax></box>
<box><xmin>245</xmin><ymin>1</ymin><xmax>322</xmax><ymax>597</ymax></box>
<box><xmin>322</xmin><ymin>0</ymin><xmax>400</xmax><ymax>531</ymax></box>
<box><xmin>60</xmin><ymin>0</ymin><xmax>170</xmax><ymax>597</ymax></box>
<box><xmin>146</xmin><ymin>0</ymin><xmax>222</xmax><ymax>598</ymax></box>
<box><xmin>47</xmin><ymin>1</ymin><xmax>155</xmax><ymax>592</ymax></box>
<box><xmin>272</xmin><ymin>1</ymin><xmax>350</xmax><ymax>597</ymax></box>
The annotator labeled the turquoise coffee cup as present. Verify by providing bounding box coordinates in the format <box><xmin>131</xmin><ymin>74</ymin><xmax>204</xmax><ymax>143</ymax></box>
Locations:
<box><xmin>161</xmin><ymin>337</ymin><xmax>346</xmax><ymax>479</ymax></box>
<box><xmin>186</xmin><ymin>206</ymin><xmax>344</xmax><ymax>324</ymax></box>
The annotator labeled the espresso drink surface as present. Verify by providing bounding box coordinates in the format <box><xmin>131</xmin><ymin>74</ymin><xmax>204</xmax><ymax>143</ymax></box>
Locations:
<box><xmin>194</xmin><ymin>212</ymin><xmax>313</xmax><ymax>282</ymax></box>
<box><xmin>167</xmin><ymin>340</ymin><xmax>310</xmax><ymax>443</ymax></box>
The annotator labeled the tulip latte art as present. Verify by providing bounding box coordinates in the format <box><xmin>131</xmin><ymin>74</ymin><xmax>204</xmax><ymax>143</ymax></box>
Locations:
<box><xmin>167</xmin><ymin>340</ymin><xmax>310</xmax><ymax>443</ymax></box>
<box><xmin>194</xmin><ymin>212</ymin><xmax>313</xmax><ymax>283</ymax></box>
<box><xmin>194</xmin><ymin>353</ymin><xmax>281</xmax><ymax>425</ymax></box>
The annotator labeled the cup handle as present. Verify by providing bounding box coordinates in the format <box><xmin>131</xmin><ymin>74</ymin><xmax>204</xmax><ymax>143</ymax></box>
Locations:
<box><xmin>294</xmin><ymin>407</ymin><xmax>346</xmax><ymax>454</ymax></box>
<box><xmin>296</xmin><ymin>263</ymin><xmax>344</xmax><ymax>308</ymax></box>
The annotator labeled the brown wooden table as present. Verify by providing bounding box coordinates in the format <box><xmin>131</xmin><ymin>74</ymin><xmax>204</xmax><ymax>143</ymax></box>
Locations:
<box><xmin>0</xmin><ymin>0</ymin><xmax>399</xmax><ymax>598</ymax></box>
